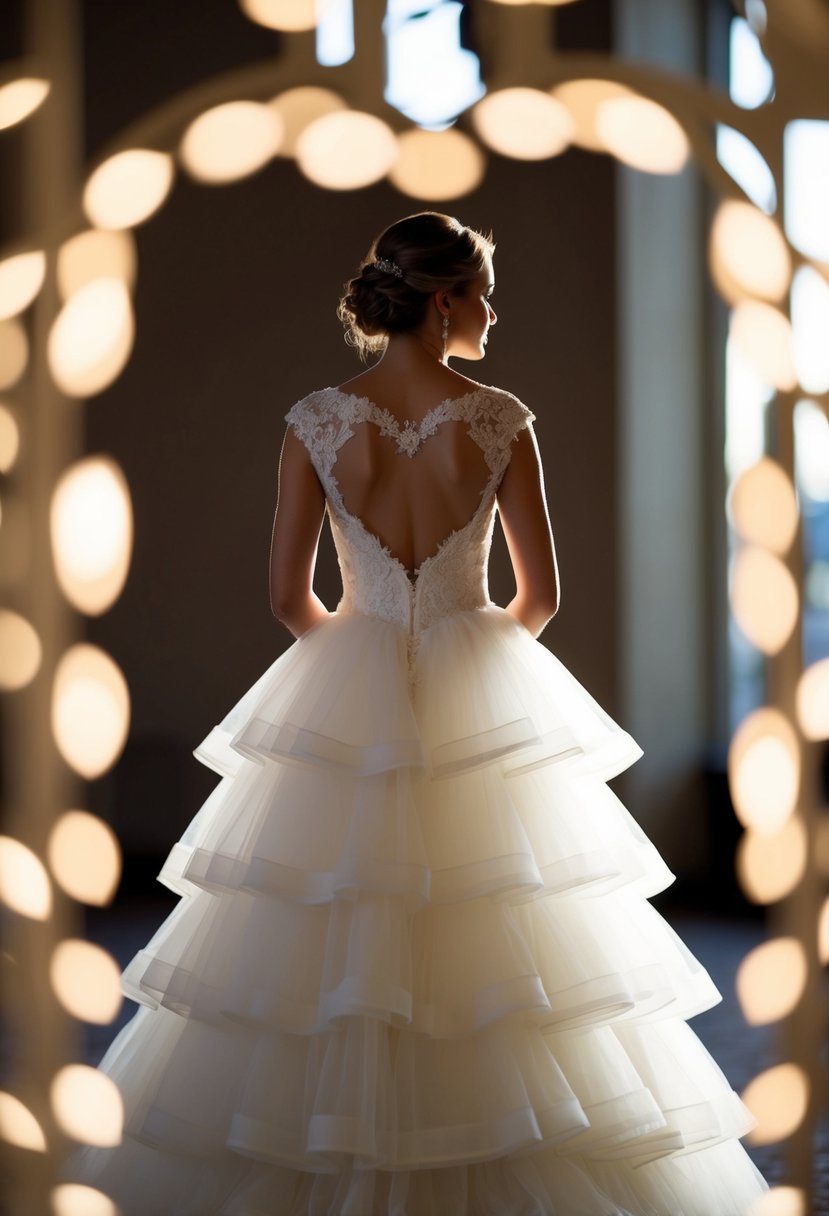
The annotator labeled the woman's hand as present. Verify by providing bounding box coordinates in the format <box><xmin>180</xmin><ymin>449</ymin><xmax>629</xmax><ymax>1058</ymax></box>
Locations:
<box><xmin>269</xmin><ymin>427</ymin><xmax>331</xmax><ymax>640</ymax></box>
<box><xmin>497</xmin><ymin>423</ymin><xmax>560</xmax><ymax>639</ymax></box>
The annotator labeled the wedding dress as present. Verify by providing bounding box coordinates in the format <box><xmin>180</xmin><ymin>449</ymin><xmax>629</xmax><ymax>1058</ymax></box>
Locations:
<box><xmin>66</xmin><ymin>384</ymin><xmax>769</xmax><ymax>1214</ymax></box>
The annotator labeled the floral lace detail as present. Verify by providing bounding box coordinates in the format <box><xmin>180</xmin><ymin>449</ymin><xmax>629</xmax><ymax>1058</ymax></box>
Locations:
<box><xmin>285</xmin><ymin>385</ymin><xmax>535</xmax><ymax>686</ymax></box>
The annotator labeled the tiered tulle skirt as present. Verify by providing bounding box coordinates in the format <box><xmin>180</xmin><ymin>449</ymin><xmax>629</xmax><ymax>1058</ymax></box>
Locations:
<box><xmin>66</xmin><ymin>605</ymin><xmax>769</xmax><ymax>1214</ymax></box>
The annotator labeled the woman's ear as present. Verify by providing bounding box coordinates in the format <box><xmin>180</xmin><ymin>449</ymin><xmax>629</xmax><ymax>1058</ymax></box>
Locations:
<box><xmin>433</xmin><ymin>288</ymin><xmax>451</xmax><ymax>313</ymax></box>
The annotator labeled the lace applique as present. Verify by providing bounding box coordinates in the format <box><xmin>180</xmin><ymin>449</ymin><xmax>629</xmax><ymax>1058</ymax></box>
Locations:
<box><xmin>284</xmin><ymin>385</ymin><xmax>535</xmax><ymax>686</ymax></box>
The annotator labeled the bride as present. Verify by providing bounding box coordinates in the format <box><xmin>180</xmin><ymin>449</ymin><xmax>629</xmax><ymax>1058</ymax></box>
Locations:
<box><xmin>65</xmin><ymin>211</ymin><xmax>768</xmax><ymax>1215</ymax></box>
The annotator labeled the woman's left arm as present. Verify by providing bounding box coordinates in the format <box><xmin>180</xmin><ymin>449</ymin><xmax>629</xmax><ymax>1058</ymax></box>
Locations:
<box><xmin>269</xmin><ymin>427</ymin><xmax>332</xmax><ymax>639</ymax></box>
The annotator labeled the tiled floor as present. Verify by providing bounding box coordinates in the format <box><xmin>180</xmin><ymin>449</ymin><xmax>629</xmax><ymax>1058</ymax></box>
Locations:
<box><xmin>66</xmin><ymin>892</ymin><xmax>827</xmax><ymax>1206</ymax></box>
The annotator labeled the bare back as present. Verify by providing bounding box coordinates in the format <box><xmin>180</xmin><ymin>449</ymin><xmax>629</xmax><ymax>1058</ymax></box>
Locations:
<box><xmin>331</xmin><ymin>382</ymin><xmax>493</xmax><ymax>577</ymax></box>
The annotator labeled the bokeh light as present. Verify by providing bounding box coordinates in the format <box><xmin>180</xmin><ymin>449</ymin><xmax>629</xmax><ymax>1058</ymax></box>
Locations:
<box><xmin>50</xmin><ymin>456</ymin><xmax>133</xmax><ymax>616</ymax></box>
<box><xmin>727</xmin><ymin>457</ymin><xmax>798</xmax><ymax>554</ymax></box>
<box><xmin>0</xmin><ymin>1092</ymin><xmax>47</xmax><ymax>1152</ymax></box>
<box><xmin>48</xmin><ymin>810</ymin><xmax>122</xmax><ymax>906</ymax></box>
<box><xmin>0</xmin><ymin>251</ymin><xmax>47</xmax><ymax>320</ymax></box>
<box><xmin>791</xmin><ymin>265</ymin><xmax>829</xmax><ymax>394</ymax></box>
<box><xmin>0</xmin><ymin>404</ymin><xmax>21</xmax><ymax>473</ymax></box>
<box><xmin>50</xmin><ymin>940</ymin><xmax>122</xmax><ymax>1024</ymax></box>
<box><xmin>736</xmin><ymin>818</ymin><xmax>808</xmax><ymax>904</ymax></box>
<box><xmin>0</xmin><ymin>318</ymin><xmax>29</xmax><ymax>390</ymax></box>
<box><xmin>51</xmin><ymin>1065</ymin><xmax>123</xmax><ymax>1146</ymax></box>
<box><xmin>51</xmin><ymin>1185</ymin><xmax>119</xmax><ymax>1216</ymax></box>
<box><xmin>0</xmin><ymin>610</ymin><xmax>42</xmax><ymax>690</ymax></box>
<box><xmin>239</xmin><ymin>0</ymin><xmax>317</xmax><ymax>31</ymax></box>
<box><xmin>472</xmin><ymin>87</ymin><xmax>573</xmax><ymax>160</ymax></box>
<box><xmin>595</xmin><ymin>95</ymin><xmax>689</xmax><ymax>173</ymax></box>
<box><xmin>47</xmin><ymin>278</ymin><xmax>135</xmax><ymax>398</ymax></box>
<box><xmin>748</xmin><ymin>1188</ymin><xmax>807</xmax><ymax>1216</ymax></box>
<box><xmin>179</xmin><ymin>101</ymin><xmax>282</xmax><ymax>184</ymax></box>
<box><xmin>269</xmin><ymin>86</ymin><xmax>347</xmax><ymax>156</ymax></box>
<box><xmin>551</xmin><ymin>78</ymin><xmax>636</xmax><ymax>152</ymax></box>
<box><xmin>83</xmin><ymin>149</ymin><xmax>174</xmax><ymax>230</ymax></box>
<box><xmin>0</xmin><ymin>78</ymin><xmax>50</xmax><ymax>130</ymax></box>
<box><xmin>728</xmin><ymin>707</ymin><xmax>799</xmax><ymax>835</ymax></box>
<box><xmin>730</xmin><ymin>300</ymin><xmax>797</xmax><ymax>389</ymax></box>
<box><xmin>796</xmin><ymin>657</ymin><xmax>829</xmax><ymax>740</ymax></box>
<box><xmin>742</xmin><ymin>1063</ymin><xmax>809</xmax><ymax>1144</ymax></box>
<box><xmin>794</xmin><ymin>398</ymin><xmax>829</xmax><ymax>501</ymax></box>
<box><xmin>0</xmin><ymin>836</ymin><xmax>52</xmax><ymax>920</ymax></box>
<box><xmin>709</xmin><ymin>199</ymin><xmax>791</xmax><ymax>304</ymax></box>
<box><xmin>51</xmin><ymin>644</ymin><xmax>130</xmax><ymax>779</ymax></box>
<box><xmin>296</xmin><ymin>110</ymin><xmax>398</xmax><ymax>189</ymax></box>
<box><xmin>390</xmin><ymin>128</ymin><xmax>485</xmax><ymax>200</ymax></box>
<box><xmin>57</xmin><ymin>229</ymin><xmax>137</xmax><ymax>302</ymax></box>
<box><xmin>730</xmin><ymin>545</ymin><xmax>799</xmax><ymax>654</ymax></box>
<box><xmin>735</xmin><ymin>937</ymin><xmax>808</xmax><ymax>1024</ymax></box>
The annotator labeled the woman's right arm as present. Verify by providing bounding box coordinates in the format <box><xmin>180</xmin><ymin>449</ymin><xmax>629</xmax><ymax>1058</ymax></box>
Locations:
<box><xmin>496</xmin><ymin>423</ymin><xmax>560</xmax><ymax>638</ymax></box>
<box><xmin>268</xmin><ymin>427</ymin><xmax>331</xmax><ymax>639</ymax></box>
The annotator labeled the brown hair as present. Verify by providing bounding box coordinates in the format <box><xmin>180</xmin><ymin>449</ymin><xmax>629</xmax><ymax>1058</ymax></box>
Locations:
<box><xmin>337</xmin><ymin>211</ymin><xmax>495</xmax><ymax>362</ymax></box>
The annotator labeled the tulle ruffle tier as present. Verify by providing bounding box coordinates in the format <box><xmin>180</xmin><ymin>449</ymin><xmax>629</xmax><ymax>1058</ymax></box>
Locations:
<box><xmin>65</xmin><ymin>606</ymin><xmax>768</xmax><ymax>1214</ymax></box>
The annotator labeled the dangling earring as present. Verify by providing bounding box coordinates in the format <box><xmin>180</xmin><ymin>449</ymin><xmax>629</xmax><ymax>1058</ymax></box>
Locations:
<box><xmin>441</xmin><ymin>313</ymin><xmax>449</xmax><ymax>361</ymax></box>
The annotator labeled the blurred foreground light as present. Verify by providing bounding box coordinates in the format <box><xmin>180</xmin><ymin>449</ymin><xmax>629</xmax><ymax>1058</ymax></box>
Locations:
<box><xmin>736</xmin><ymin>818</ymin><xmax>807</xmax><ymax>903</ymax></box>
<box><xmin>0</xmin><ymin>251</ymin><xmax>46</xmax><ymax>320</ymax></box>
<box><xmin>51</xmin><ymin>1065</ymin><xmax>123</xmax><ymax>1146</ymax></box>
<box><xmin>58</xmin><ymin>229</ymin><xmax>137</xmax><ymax>302</ymax></box>
<box><xmin>48</xmin><ymin>278</ymin><xmax>134</xmax><ymax>398</ymax></box>
<box><xmin>595</xmin><ymin>95</ymin><xmax>688</xmax><ymax>173</ymax></box>
<box><xmin>709</xmin><ymin>200</ymin><xmax>791</xmax><ymax>304</ymax></box>
<box><xmin>784</xmin><ymin>120</ymin><xmax>829</xmax><ymax>263</ymax></box>
<box><xmin>728</xmin><ymin>707</ymin><xmax>799</xmax><ymax>835</ymax></box>
<box><xmin>730</xmin><ymin>300</ymin><xmax>797</xmax><ymax>389</ymax></box>
<box><xmin>791</xmin><ymin>265</ymin><xmax>829</xmax><ymax>394</ymax></box>
<box><xmin>269</xmin><ymin>86</ymin><xmax>347</xmax><ymax>156</ymax></box>
<box><xmin>50</xmin><ymin>940</ymin><xmax>122</xmax><ymax>1023</ymax></box>
<box><xmin>472</xmin><ymin>88</ymin><xmax>572</xmax><ymax>160</ymax></box>
<box><xmin>239</xmin><ymin>0</ymin><xmax>317</xmax><ymax>30</ymax></box>
<box><xmin>731</xmin><ymin>546</ymin><xmax>798</xmax><ymax>654</ymax></box>
<box><xmin>727</xmin><ymin>457</ymin><xmax>797</xmax><ymax>554</ymax></box>
<box><xmin>84</xmin><ymin>149</ymin><xmax>174</xmax><ymax>230</ymax></box>
<box><xmin>52</xmin><ymin>644</ymin><xmax>130</xmax><ymax>779</ymax></box>
<box><xmin>0</xmin><ymin>77</ymin><xmax>50</xmax><ymax>130</ymax></box>
<box><xmin>794</xmin><ymin>398</ymin><xmax>829</xmax><ymax>501</ymax></box>
<box><xmin>0</xmin><ymin>318</ymin><xmax>29</xmax><ymax>390</ymax></box>
<box><xmin>296</xmin><ymin>111</ymin><xmax>397</xmax><ymax>189</ymax></box>
<box><xmin>0</xmin><ymin>1092</ymin><xmax>47</xmax><ymax>1151</ymax></box>
<box><xmin>743</xmin><ymin>1063</ymin><xmax>809</xmax><ymax>1144</ymax></box>
<box><xmin>0</xmin><ymin>610</ymin><xmax>41</xmax><ymax>689</ymax></box>
<box><xmin>736</xmin><ymin>937</ymin><xmax>808</xmax><ymax>1025</ymax></box>
<box><xmin>180</xmin><ymin>101</ymin><xmax>282</xmax><ymax>184</ymax></box>
<box><xmin>51</xmin><ymin>1185</ymin><xmax>119</xmax><ymax>1216</ymax></box>
<box><xmin>747</xmin><ymin>1188</ymin><xmax>807</xmax><ymax>1216</ymax></box>
<box><xmin>796</xmin><ymin>658</ymin><xmax>829</xmax><ymax>740</ymax></box>
<box><xmin>551</xmin><ymin>79</ymin><xmax>635</xmax><ymax>152</ymax></box>
<box><xmin>0</xmin><ymin>836</ymin><xmax>52</xmax><ymax>920</ymax></box>
<box><xmin>48</xmin><ymin>810</ymin><xmax>121</xmax><ymax>906</ymax></box>
<box><xmin>0</xmin><ymin>404</ymin><xmax>20</xmax><ymax>472</ymax></box>
<box><xmin>390</xmin><ymin>129</ymin><xmax>485</xmax><ymax>200</ymax></box>
<box><xmin>51</xmin><ymin>457</ymin><xmax>133</xmax><ymax>615</ymax></box>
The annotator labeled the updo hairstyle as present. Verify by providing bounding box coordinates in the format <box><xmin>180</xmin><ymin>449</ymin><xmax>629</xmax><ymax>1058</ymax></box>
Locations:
<box><xmin>337</xmin><ymin>212</ymin><xmax>495</xmax><ymax>363</ymax></box>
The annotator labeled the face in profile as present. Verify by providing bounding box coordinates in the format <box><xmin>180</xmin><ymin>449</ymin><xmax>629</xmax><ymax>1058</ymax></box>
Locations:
<box><xmin>447</xmin><ymin>253</ymin><xmax>497</xmax><ymax>362</ymax></box>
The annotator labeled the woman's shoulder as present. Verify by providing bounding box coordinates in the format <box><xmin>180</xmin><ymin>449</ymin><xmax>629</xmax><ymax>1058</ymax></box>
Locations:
<box><xmin>462</xmin><ymin>380</ymin><xmax>536</xmax><ymax>429</ymax></box>
<box><xmin>284</xmin><ymin>385</ymin><xmax>344</xmax><ymax>427</ymax></box>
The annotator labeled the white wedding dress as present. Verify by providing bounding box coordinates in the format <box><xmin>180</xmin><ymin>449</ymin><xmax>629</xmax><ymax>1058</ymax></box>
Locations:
<box><xmin>66</xmin><ymin>384</ymin><xmax>769</xmax><ymax>1214</ymax></box>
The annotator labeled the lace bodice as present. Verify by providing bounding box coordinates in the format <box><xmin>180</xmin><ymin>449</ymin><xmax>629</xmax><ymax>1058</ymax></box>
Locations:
<box><xmin>285</xmin><ymin>384</ymin><xmax>535</xmax><ymax>674</ymax></box>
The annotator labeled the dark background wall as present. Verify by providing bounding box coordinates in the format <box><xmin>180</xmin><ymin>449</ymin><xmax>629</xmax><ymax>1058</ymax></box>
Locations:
<box><xmin>3</xmin><ymin>0</ymin><xmax>629</xmax><ymax>870</ymax></box>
